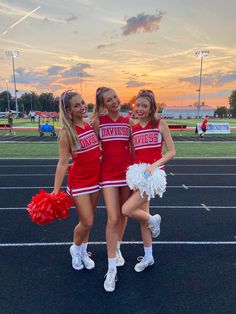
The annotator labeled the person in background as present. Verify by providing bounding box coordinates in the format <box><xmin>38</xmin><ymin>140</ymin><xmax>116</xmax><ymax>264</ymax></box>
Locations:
<box><xmin>200</xmin><ymin>115</ymin><xmax>208</xmax><ymax>138</ymax></box>
<box><xmin>7</xmin><ymin>110</ymin><xmax>14</xmax><ymax>133</ymax></box>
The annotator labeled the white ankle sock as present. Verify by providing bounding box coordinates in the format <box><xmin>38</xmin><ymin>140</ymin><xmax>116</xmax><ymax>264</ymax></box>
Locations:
<box><xmin>108</xmin><ymin>258</ymin><xmax>117</xmax><ymax>271</ymax></box>
<box><xmin>148</xmin><ymin>215</ymin><xmax>156</xmax><ymax>225</ymax></box>
<box><xmin>144</xmin><ymin>246</ymin><xmax>153</xmax><ymax>261</ymax></box>
<box><xmin>81</xmin><ymin>243</ymin><xmax>88</xmax><ymax>255</ymax></box>
<box><xmin>117</xmin><ymin>241</ymin><xmax>121</xmax><ymax>251</ymax></box>
<box><xmin>73</xmin><ymin>243</ymin><xmax>82</xmax><ymax>255</ymax></box>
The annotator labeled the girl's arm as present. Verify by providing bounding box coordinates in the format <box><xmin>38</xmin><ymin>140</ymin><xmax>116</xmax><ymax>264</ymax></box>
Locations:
<box><xmin>146</xmin><ymin>119</ymin><xmax>176</xmax><ymax>174</ymax></box>
<box><xmin>52</xmin><ymin>130</ymin><xmax>70</xmax><ymax>194</ymax></box>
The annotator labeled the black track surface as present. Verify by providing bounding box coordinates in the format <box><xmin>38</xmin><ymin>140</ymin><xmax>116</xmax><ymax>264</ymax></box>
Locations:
<box><xmin>0</xmin><ymin>158</ymin><xmax>236</xmax><ymax>314</ymax></box>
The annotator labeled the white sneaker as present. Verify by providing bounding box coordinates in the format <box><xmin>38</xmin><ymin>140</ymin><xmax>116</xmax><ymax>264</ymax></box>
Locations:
<box><xmin>116</xmin><ymin>249</ymin><xmax>125</xmax><ymax>267</ymax></box>
<box><xmin>70</xmin><ymin>245</ymin><xmax>84</xmax><ymax>270</ymax></box>
<box><xmin>134</xmin><ymin>256</ymin><xmax>155</xmax><ymax>272</ymax></box>
<box><xmin>81</xmin><ymin>252</ymin><xmax>95</xmax><ymax>270</ymax></box>
<box><xmin>149</xmin><ymin>214</ymin><xmax>161</xmax><ymax>238</ymax></box>
<box><xmin>104</xmin><ymin>268</ymin><xmax>118</xmax><ymax>292</ymax></box>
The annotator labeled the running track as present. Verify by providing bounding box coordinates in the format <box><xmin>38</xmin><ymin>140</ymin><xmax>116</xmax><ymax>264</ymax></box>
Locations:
<box><xmin>0</xmin><ymin>158</ymin><xmax>236</xmax><ymax>314</ymax></box>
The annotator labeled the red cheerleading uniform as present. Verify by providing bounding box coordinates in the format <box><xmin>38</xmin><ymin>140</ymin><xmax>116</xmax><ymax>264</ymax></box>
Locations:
<box><xmin>67</xmin><ymin>122</ymin><xmax>101</xmax><ymax>197</ymax></box>
<box><xmin>99</xmin><ymin>114</ymin><xmax>132</xmax><ymax>188</ymax></box>
<box><xmin>131</xmin><ymin>119</ymin><xmax>164</xmax><ymax>169</ymax></box>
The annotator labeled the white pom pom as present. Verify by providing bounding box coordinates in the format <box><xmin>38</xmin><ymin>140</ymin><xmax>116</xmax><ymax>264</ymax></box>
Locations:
<box><xmin>126</xmin><ymin>163</ymin><xmax>166</xmax><ymax>201</ymax></box>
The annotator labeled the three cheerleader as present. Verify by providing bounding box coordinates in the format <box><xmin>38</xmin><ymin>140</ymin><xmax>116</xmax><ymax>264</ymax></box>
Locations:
<box><xmin>53</xmin><ymin>88</ymin><xmax>175</xmax><ymax>292</ymax></box>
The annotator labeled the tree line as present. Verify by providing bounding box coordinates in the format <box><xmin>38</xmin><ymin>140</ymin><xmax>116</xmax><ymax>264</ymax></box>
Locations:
<box><xmin>0</xmin><ymin>90</ymin><xmax>236</xmax><ymax>117</ymax></box>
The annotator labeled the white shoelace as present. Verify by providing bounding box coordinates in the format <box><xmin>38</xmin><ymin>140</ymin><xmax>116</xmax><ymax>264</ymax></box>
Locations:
<box><xmin>136</xmin><ymin>256</ymin><xmax>150</xmax><ymax>266</ymax></box>
<box><xmin>104</xmin><ymin>269</ymin><xmax>118</xmax><ymax>284</ymax></box>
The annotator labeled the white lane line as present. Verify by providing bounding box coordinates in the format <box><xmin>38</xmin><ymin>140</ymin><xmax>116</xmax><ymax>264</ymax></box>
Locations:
<box><xmin>171</xmin><ymin>173</ymin><xmax>236</xmax><ymax>176</ymax></box>
<box><xmin>0</xmin><ymin>173</ymin><xmax>236</xmax><ymax>177</ymax></box>
<box><xmin>168</xmin><ymin>165</ymin><xmax>236</xmax><ymax>167</ymax></box>
<box><xmin>1</xmin><ymin>241</ymin><xmax>236</xmax><ymax>247</ymax></box>
<box><xmin>1</xmin><ymin>185</ymin><xmax>236</xmax><ymax>190</ymax></box>
<box><xmin>0</xmin><ymin>165</ymin><xmax>56</xmax><ymax>168</ymax></box>
<box><xmin>0</xmin><ymin>164</ymin><xmax>235</xmax><ymax>168</ymax></box>
<box><xmin>201</xmin><ymin>203</ymin><xmax>211</xmax><ymax>212</ymax></box>
<box><xmin>0</xmin><ymin>174</ymin><xmax>55</xmax><ymax>177</ymax></box>
<box><xmin>2</xmin><ymin>206</ymin><xmax>236</xmax><ymax>211</ymax></box>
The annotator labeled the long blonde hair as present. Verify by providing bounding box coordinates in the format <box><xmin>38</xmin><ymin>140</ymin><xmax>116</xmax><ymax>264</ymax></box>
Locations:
<box><xmin>59</xmin><ymin>91</ymin><xmax>80</xmax><ymax>149</ymax></box>
<box><xmin>93</xmin><ymin>86</ymin><xmax>112</xmax><ymax>117</ymax></box>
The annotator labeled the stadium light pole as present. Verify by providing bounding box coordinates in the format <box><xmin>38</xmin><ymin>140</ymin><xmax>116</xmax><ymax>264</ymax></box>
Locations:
<box><xmin>195</xmin><ymin>50</ymin><xmax>209</xmax><ymax>118</ymax></box>
<box><xmin>5</xmin><ymin>51</ymin><xmax>19</xmax><ymax>117</ymax></box>
<box><xmin>6</xmin><ymin>80</ymin><xmax>10</xmax><ymax>111</ymax></box>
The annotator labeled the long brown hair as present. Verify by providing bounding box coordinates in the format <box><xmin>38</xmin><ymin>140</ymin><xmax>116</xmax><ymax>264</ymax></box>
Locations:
<box><xmin>59</xmin><ymin>91</ymin><xmax>80</xmax><ymax>149</ymax></box>
<box><xmin>136</xmin><ymin>89</ymin><xmax>158</xmax><ymax>128</ymax></box>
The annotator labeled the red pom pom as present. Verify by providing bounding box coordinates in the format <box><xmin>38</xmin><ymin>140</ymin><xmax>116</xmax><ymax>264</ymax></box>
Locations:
<box><xmin>27</xmin><ymin>190</ymin><xmax>72</xmax><ymax>225</ymax></box>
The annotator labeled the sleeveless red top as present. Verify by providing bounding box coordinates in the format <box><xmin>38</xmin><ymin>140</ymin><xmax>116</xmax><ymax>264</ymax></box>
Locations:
<box><xmin>72</xmin><ymin>122</ymin><xmax>101</xmax><ymax>164</ymax></box>
<box><xmin>99</xmin><ymin>115</ymin><xmax>131</xmax><ymax>157</ymax></box>
<box><xmin>132</xmin><ymin>120</ymin><xmax>163</xmax><ymax>164</ymax></box>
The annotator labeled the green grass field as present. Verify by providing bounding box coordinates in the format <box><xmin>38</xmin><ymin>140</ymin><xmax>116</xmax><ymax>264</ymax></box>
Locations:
<box><xmin>1</xmin><ymin>117</ymin><xmax>236</xmax><ymax>128</ymax></box>
<box><xmin>0</xmin><ymin>142</ymin><xmax>235</xmax><ymax>158</ymax></box>
<box><xmin>0</xmin><ymin>117</ymin><xmax>235</xmax><ymax>158</ymax></box>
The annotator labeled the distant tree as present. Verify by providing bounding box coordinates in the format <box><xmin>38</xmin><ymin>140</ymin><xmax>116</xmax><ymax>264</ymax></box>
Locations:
<box><xmin>38</xmin><ymin>93</ymin><xmax>56</xmax><ymax>112</ymax></box>
<box><xmin>0</xmin><ymin>91</ymin><xmax>12</xmax><ymax>111</ymax></box>
<box><xmin>229</xmin><ymin>89</ymin><xmax>236</xmax><ymax>117</ymax></box>
<box><xmin>121</xmin><ymin>103</ymin><xmax>132</xmax><ymax>111</ymax></box>
<box><xmin>53</xmin><ymin>96</ymin><xmax>60</xmax><ymax>112</ymax></box>
<box><xmin>87</xmin><ymin>103</ymin><xmax>94</xmax><ymax>112</ymax></box>
<box><xmin>214</xmin><ymin>106</ymin><xmax>227</xmax><ymax>117</ymax></box>
<box><xmin>127</xmin><ymin>95</ymin><xmax>136</xmax><ymax>109</ymax></box>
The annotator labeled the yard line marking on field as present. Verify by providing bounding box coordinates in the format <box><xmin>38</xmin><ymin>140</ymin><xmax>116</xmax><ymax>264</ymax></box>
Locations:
<box><xmin>1</xmin><ymin>241</ymin><xmax>236</xmax><ymax>247</ymax></box>
<box><xmin>201</xmin><ymin>203</ymin><xmax>211</xmax><ymax>212</ymax></box>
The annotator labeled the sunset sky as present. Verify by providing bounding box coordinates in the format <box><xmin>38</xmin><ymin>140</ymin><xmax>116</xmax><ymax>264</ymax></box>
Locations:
<box><xmin>0</xmin><ymin>0</ymin><xmax>235</xmax><ymax>108</ymax></box>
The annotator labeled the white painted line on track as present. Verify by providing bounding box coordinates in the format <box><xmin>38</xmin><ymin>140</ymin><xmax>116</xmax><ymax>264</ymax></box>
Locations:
<box><xmin>201</xmin><ymin>203</ymin><xmax>211</xmax><ymax>212</ymax></box>
<box><xmin>0</xmin><ymin>174</ymin><xmax>55</xmax><ymax>177</ymax></box>
<box><xmin>2</xmin><ymin>205</ymin><xmax>236</xmax><ymax>211</ymax></box>
<box><xmin>1</xmin><ymin>173</ymin><xmax>236</xmax><ymax>177</ymax></box>
<box><xmin>169</xmin><ymin>165</ymin><xmax>236</xmax><ymax>167</ymax></box>
<box><xmin>1</xmin><ymin>241</ymin><xmax>236</xmax><ymax>247</ymax></box>
<box><xmin>0</xmin><ymin>164</ymin><xmax>236</xmax><ymax>168</ymax></box>
<box><xmin>0</xmin><ymin>165</ymin><xmax>56</xmax><ymax>168</ymax></box>
<box><xmin>171</xmin><ymin>173</ymin><xmax>236</xmax><ymax>176</ymax></box>
<box><xmin>1</xmin><ymin>185</ymin><xmax>236</xmax><ymax>190</ymax></box>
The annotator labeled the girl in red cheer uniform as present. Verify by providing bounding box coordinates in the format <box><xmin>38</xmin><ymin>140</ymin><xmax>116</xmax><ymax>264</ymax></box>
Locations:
<box><xmin>122</xmin><ymin>90</ymin><xmax>176</xmax><ymax>273</ymax></box>
<box><xmin>53</xmin><ymin>91</ymin><xmax>101</xmax><ymax>272</ymax></box>
<box><xmin>93</xmin><ymin>87</ymin><xmax>133</xmax><ymax>292</ymax></box>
